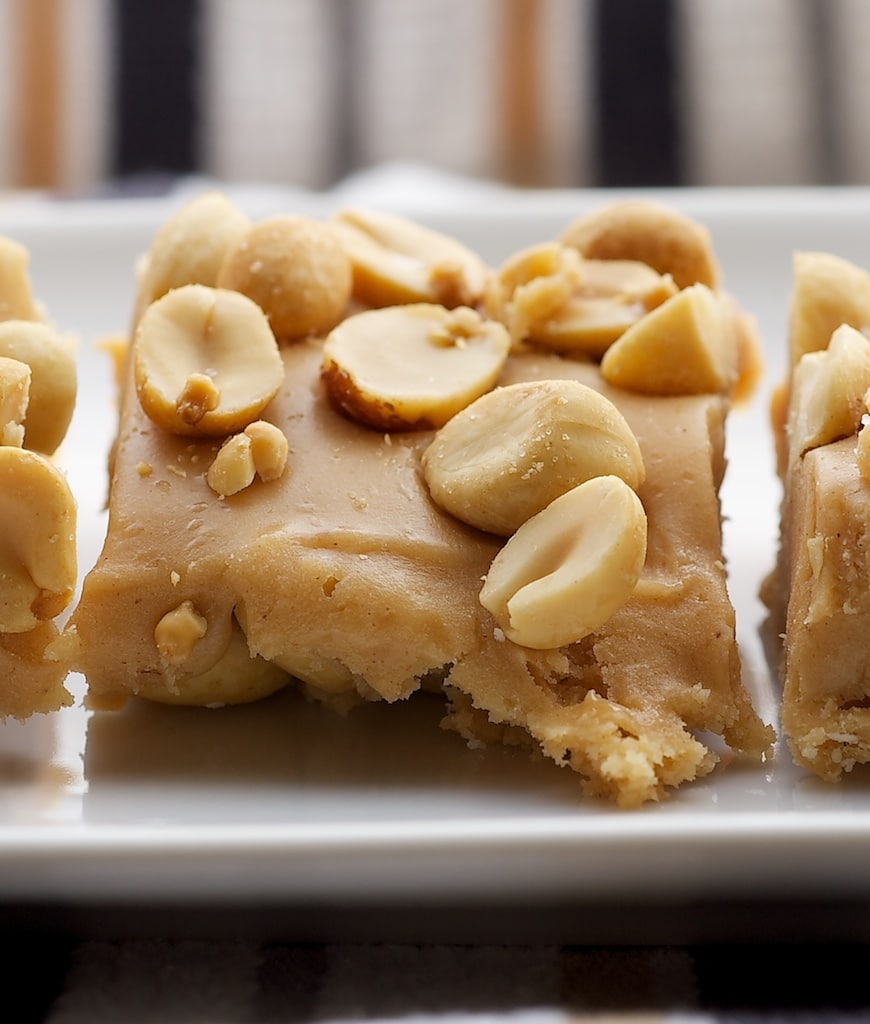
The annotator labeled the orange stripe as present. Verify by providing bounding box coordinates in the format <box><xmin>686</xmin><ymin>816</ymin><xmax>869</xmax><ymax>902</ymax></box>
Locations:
<box><xmin>498</xmin><ymin>0</ymin><xmax>545</xmax><ymax>186</ymax></box>
<box><xmin>12</xmin><ymin>0</ymin><xmax>63</xmax><ymax>188</ymax></box>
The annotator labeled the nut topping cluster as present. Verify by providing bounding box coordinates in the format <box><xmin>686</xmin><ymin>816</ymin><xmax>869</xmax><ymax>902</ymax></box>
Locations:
<box><xmin>486</xmin><ymin>242</ymin><xmax>678</xmax><ymax>358</ymax></box>
<box><xmin>127</xmin><ymin>191</ymin><xmax>752</xmax><ymax>660</ymax></box>
<box><xmin>0</xmin><ymin>234</ymin><xmax>78</xmax><ymax>645</ymax></box>
<box><xmin>420</xmin><ymin>378</ymin><xmax>648</xmax><ymax>648</ymax></box>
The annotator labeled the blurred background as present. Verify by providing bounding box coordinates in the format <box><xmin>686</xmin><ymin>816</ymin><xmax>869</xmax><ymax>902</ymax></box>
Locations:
<box><xmin>0</xmin><ymin>0</ymin><xmax>868</xmax><ymax>195</ymax></box>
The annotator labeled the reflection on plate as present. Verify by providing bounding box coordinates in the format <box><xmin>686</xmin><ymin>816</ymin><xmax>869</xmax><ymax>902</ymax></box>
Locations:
<box><xmin>82</xmin><ymin>688</ymin><xmax>586</xmax><ymax>824</ymax></box>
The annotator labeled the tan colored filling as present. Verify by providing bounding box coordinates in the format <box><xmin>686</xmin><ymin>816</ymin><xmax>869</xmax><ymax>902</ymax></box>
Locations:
<box><xmin>774</xmin><ymin>436</ymin><xmax>870</xmax><ymax>779</ymax></box>
<box><xmin>70</xmin><ymin>337</ymin><xmax>772</xmax><ymax>807</ymax></box>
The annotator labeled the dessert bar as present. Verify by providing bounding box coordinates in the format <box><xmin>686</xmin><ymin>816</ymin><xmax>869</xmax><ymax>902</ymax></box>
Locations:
<box><xmin>68</xmin><ymin>193</ymin><xmax>773</xmax><ymax>805</ymax></box>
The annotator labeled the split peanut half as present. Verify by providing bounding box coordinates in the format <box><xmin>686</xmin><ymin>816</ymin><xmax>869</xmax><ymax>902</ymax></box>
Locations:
<box><xmin>242</xmin><ymin>420</ymin><xmax>288</xmax><ymax>480</ymax></box>
<box><xmin>206</xmin><ymin>433</ymin><xmax>256</xmax><ymax>497</ymax></box>
<box><xmin>560</xmin><ymin>200</ymin><xmax>720</xmax><ymax>290</ymax></box>
<box><xmin>0</xmin><ymin>356</ymin><xmax>31</xmax><ymax>447</ymax></box>
<box><xmin>600</xmin><ymin>284</ymin><xmax>735</xmax><ymax>396</ymax></box>
<box><xmin>788</xmin><ymin>251</ymin><xmax>870</xmax><ymax>367</ymax></box>
<box><xmin>206</xmin><ymin>420</ymin><xmax>289</xmax><ymax>497</ymax></box>
<box><xmin>322</xmin><ymin>303</ymin><xmax>510</xmax><ymax>431</ymax></box>
<box><xmin>788</xmin><ymin>323</ymin><xmax>870</xmax><ymax>465</ymax></box>
<box><xmin>0</xmin><ymin>320</ymin><xmax>77</xmax><ymax>454</ymax></box>
<box><xmin>142</xmin><ymin>191</ymin><xmax>251</xmax><ymax>303</ymax></box>
<box><xmin>330</xmin><ymin>208</ymin><xmax>490</xmax><ymax>309</ymax></box>
<box><xmin>422</xmin><ymin>379</ymin><xmax>644</xmax><ymax>536</ymax></box>
<box><xmin>218</xmin><ymin>215</ymin><xmax>352</xmax><ymax>340</ymax></box>
<box><xmin>133</xmin><ymin>284</ymin><xmax>284</xmax><ymax>437</ymax></box>
<box><xmin>0</xmin><ymin>237</ymin><xmax>40</xmax><ymax>322</ymax></box>
<box><xmin>479</xmin><ymin>475</ymin><xmax>647</xmax><ymax>650</ymax></box>
<box><xmin>0</xmin><ymin>446</ymin><xmax>77</xmax><ymax>633</ymax></box>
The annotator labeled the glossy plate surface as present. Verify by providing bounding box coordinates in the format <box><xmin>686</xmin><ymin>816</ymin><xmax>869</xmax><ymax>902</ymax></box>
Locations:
<box><xmin>2</xmin><ymin>185</ymin><xmax>870</xmax><ymax>907</ymax></box>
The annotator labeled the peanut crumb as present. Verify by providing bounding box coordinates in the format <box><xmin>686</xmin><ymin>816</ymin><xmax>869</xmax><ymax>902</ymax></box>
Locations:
<box><xmin>154</xmin><ymin>599</ymin><xmax>208</xmax><ymax>665</ymax></box>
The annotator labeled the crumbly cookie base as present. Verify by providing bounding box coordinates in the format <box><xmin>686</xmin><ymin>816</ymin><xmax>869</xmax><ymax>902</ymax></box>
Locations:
<box><xmin>0</xmin><ymin>621</ymin><xmax>72</xmax><ymax>719</ymax></box>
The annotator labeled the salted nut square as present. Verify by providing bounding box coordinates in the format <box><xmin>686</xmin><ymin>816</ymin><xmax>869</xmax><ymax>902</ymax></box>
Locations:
<box><xmin>65</xmin><ymin>193</ymin><xmax>773</xmax><ymax>807</ymax></box>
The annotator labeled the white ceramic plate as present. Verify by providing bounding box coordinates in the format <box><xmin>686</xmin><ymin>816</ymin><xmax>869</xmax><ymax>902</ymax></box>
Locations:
<box><xmin>2</xmin><ymin>185</ymin><xmax>870</xmax><ymax>913</ymax></box>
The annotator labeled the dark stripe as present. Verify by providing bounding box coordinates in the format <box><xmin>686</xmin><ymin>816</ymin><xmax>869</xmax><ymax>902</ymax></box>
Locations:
<box><xmin>112</xmin><ymin>0</ymin><xmax>201</xmax><ymax>178</ymax></box>
<box><xmin>254</xmin><ymin>943</ymin><xmax>330</xmax><ymax>1021</ymax></box>
<box><xmin>0</xmin><ymin>928</ymin><xmax>76</xmax><ymax>1022</ymax></box>
<box><xmin>805</xmin><ymin>0</ymin><xmax>842</xmax><ymax>184</ymax></box>
<box><xmin>559</xmin><ymin>946</ymin><xmax>679</xmax><ymax>1010</ymax></box>
<box><xmin>328</xmin><ymin>0</ymin><xmax>361</xmax><ymax>185</ymax></box>
<box><xmin>693</xmin><ymin>943</ymin><xmax>870</xmax><ymax>1010</ymax></box>
<box><xmin>592</xmin><ymin>0</ymin><xmax>683</xmax><ymax>187</ymax></box>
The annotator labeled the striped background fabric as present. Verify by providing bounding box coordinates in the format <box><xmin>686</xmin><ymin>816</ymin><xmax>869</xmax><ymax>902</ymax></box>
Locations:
<box><xmin>2</xmin><ymin>0</ymin><xmax>870</xmax><ymax>194</ymax></box>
